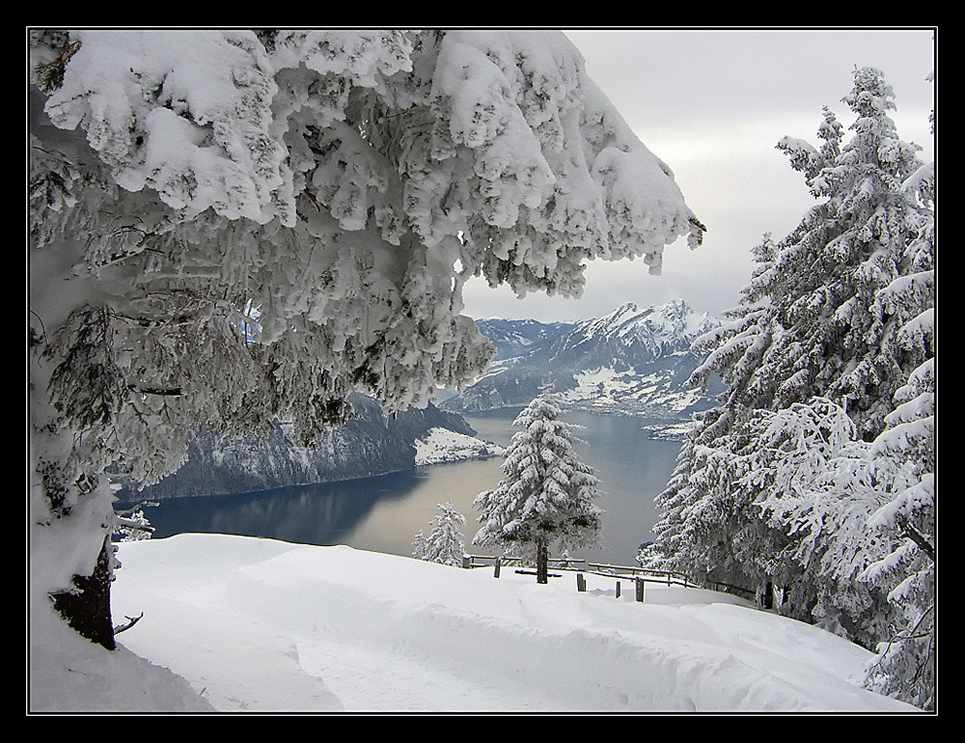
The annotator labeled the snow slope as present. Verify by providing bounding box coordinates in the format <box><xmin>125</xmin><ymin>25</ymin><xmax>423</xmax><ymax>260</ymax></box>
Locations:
<box><xmin>413</xmin><ymin>427</ymin><xmax>505</xmax><ymax>466</ymax></box>
<box><xmin>30</xmin><ymin>534</ymin><xmax>920</xmax><ymax>713</ymax></box>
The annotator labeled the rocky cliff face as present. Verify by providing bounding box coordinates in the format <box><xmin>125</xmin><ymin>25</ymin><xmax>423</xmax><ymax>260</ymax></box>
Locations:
<box><xmin>443</xmin><ymin>300</ymin><xmax>723</xmax><ymax>419</ymax></box>
<box><xmin>114</xmin><ymin>394</ymin><xmax>485</xmax><ymax>501</ymax></box>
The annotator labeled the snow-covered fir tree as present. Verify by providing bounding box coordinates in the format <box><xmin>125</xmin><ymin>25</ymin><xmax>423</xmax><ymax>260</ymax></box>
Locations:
<box><xmin>411</xmin><ymin>530</ymin><xmax>426</xmax><ymax>561</ymax></box>
<box><xmin>641</xmin><ymin>66</ymin><xmax>934</xmax><ymax>708</ymax></box>
<box><xmin>420</xmin><ymin>502</ymin><xmax>468</xmax><ymax>567</ymax></box>
<box><xmin>857</xmin><ymin>88</ymin><xmax>935</xmax><ymax>708</ymax></box>
<box><xmin>29</xmin><ymin>29</ymin><xmax>702</xmax><ymax>652</ymax></box>
<box><xmin>860</xmin><ymin>357</ymin><xmax>935</xmax><ymax>709</ymax></box>
<box><xmin>473</xmin><ymin>392</ymin><xmax>603</xmax><ymax>583</ymax></box>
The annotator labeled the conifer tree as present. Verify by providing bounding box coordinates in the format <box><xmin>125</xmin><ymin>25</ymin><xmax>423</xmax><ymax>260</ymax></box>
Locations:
<box><xmin>421</xmin><ymin>502</ymin><xmax>467</xmax><ymax>567</ymax></box>
<box><xmin>642</xmin><ymin>67</ymin><xmax>934</xmax><ymax>708</ymax></box>
<box><xmin>28</xmin><ymin>29</ymin><xmax>700</xmax><ymax>651</ymax></box>
<box><xmin>860</xmin><ymin>356</ymin><xmax>935</xmax><ymax>709</ymax></box>
<box><xmin>473</xmin><ymin>392</ymin><xmax>603</xmax><ymax>583</ymax></box>
<box><xmin>411</xmin><ymin>530</ymin><xmax>427</xmax><ymax>561</ymax></box>
<box><xmin>858</xmin><ymin>96</ymin><xmax>935</xmax><ymax>708</ymax></box>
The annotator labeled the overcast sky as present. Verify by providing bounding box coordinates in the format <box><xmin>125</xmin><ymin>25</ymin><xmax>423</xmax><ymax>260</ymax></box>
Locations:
<box><xmin>461</xmin><ymin>27</ymin><xmax>936</xmax><ymax>323</ymax></box>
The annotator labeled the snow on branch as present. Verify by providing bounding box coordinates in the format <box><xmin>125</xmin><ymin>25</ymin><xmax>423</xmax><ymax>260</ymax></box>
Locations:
<box><xmin>39</xmin><ymin>29</ymin><xmax>702</xmax><ymax>291</ymax></box>
<box><xmin>29</xmin><ymin>28</ymin><xmax>705</xmax><ymax>558</ymax></box>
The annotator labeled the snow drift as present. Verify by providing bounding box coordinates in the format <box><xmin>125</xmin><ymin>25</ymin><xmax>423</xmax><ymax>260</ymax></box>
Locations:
<box><xmin>31</xmin><ymin>534</ymin><xmax>919</xmax><ymax>713</ymax></box>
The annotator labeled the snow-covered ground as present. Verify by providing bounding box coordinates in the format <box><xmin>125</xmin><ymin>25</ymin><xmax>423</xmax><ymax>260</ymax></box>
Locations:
<box><xmin>413</xmin><ymin>427</ymin><xmax>505</xmax><ymax>466</ymax></box>
<box><xmin>556</xmin><ymin>364</ymin><xmax>707</xmax><ymax>416</ymax></box>
<box><xmin>29</xmin><ymin>533</ymin><xmax>920</xmax><ymax>714</ymax></box>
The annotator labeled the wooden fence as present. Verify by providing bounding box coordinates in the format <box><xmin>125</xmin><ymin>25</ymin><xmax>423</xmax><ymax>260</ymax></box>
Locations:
<box><xmin>461</xmin><ymin>554</ymin><xmax>761</xmax><ymax>604</ymax></box>
<box><xmin>705</xmin><ymin>579</ymin><xmax>758</xmax><ymax>602</ymax></box>
<box><xmin>463</xmin><ymin>554</ymin><xmax>693</xmax><ymax>587</ymax></box>
<box><xmin>585</xmin><ymin>562</ymin><xmax>695</xmax><ymax>588</ymax></box>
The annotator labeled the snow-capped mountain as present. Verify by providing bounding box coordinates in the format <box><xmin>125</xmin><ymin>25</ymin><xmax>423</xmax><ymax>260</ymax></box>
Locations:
<box><xmin>444</xmin><ymin>300</ymin><xmax>723</xmax><ymax>419</ymax></box>
<box><xmin>474</xmin><ymin>318</ymin><xmax>574</xmax><ymax>360</ymax></box>
<box><xmin>114</xmin><ymin>394</ymin><xmax>501</xmax><ymax>501</ymax></box>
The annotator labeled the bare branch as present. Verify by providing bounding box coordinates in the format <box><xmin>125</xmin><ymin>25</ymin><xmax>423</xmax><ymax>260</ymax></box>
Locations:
<box><xmin>113</xmin><ymin>612</ymin><xmax>144</xmax><ymax>635</ymax></box>
<box><xmin>128</xmin><ymin>383</ymin><xmax>183</xmax><ymax>397</ymax></box>
<box><xmin>901</xmin><ymin>521</ymin><xmax>935</xmax><ymax>562</ymax></box>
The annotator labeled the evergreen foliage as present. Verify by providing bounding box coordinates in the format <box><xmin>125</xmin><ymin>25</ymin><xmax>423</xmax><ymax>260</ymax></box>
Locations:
<box><xmin>29</xmin><ymin>29</ymin><xmax>698</xmax><ymax>649</ymax></box>
<box><xmin>421</xmin><ymin>503</ymin><xmax>468</xmax><ymax>567</ymax></box>
<box><xmin>641</xmin><ymin>66</ymin><xmax>935</xmax><ymax>708</ymax></box>
<box><xmin>411</xmin><ymin>531</ymin><xmax>426</xmax><ymax>561</ymax></box>
<box><xmin>473</xmin><ymin>392</ymin><xmax>603</xmax><ymax>581</ymax></box>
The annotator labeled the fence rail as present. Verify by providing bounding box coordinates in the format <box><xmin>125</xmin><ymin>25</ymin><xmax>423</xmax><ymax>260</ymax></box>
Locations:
<box><xmin>462</xmin><ymin>554</ymin><xmax>586</xmax><ymax>571</ymax></box>
<box><xmin>461</xmin><ymin>554</ymin><xmax>768</xmax><ymax>607</ymax></box>
<box><xmin>462</xmin><ymin>554</ymin><xmax>695</xmax><ymax>587</ymax></box>
<box><xmin>705</xmin><ymin>579</ymin><xmax>758</xmax><ymax>601</ymax></box>
<box><xmin>586</xmin><ymin>562</ymin><xmax>696</xmax><ymax>588</ymax></box>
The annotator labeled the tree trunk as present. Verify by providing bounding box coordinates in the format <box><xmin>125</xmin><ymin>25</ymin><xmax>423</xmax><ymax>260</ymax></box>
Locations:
<box><xmin>50</xmin><ymin>535</ymin><xmax>116</xmax><ymax>650</ymax></box>
<box><xmin>536</xmin><ymin>541</ymin><xmax>548</xmax><ymax>584</ymax></box>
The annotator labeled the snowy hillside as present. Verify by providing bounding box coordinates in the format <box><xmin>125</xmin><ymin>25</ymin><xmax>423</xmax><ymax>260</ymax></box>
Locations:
<box><xmin>29</xmin><ymin>534</ymin><xmax>920</xmax><ymax>713</ymax></box>
<box><xmin>445</xmin><ymin>300</ymin><xmax>723</xmax><ymax>418</ymax></box>
<box><xmin>414</xmin><ymin>427</ymin><xmax>505</xmax><ymax>466</ymax></box>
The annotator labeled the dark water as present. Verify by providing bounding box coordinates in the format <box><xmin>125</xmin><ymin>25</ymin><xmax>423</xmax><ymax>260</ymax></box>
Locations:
<box><xmin>125</xmin><ymin>410</ymin><xmax>683</xmax><ymax>566</ymax></box>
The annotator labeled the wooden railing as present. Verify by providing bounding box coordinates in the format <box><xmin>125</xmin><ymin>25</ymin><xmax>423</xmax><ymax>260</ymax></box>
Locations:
<box><xmin>462</xmin><ymin>554</ymin><xmax>695</xmax><ymax>587</ymax></box>
<box><xmin>462</xmin><ymin>554</ymin><xmax>588</xmax><ymax>571</ymax></box>
<box><xmin>586</xmin><ymin>562</ymin><xmax>696</xmax><ymax>588</ymax></box>
<box><xmin>461</xmin><ymin>554</ymin><xmax>764</xmax><ymax>605</ymax></box>
<box><xmin>704</xmin><ymin>579</ymin><xmax>758</xmax><ymax>601</ymax></box>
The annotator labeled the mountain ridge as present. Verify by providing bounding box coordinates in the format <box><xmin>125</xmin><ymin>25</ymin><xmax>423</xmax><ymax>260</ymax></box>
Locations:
<box><xmin>444</xmin><ymin>299</ymin><xmax>722</xmax><ymax>419</ymax></box>
<box><xmin>473</xmin><ymin>317</ymin><xmax>575</xmax><ymax>361</ymax></box>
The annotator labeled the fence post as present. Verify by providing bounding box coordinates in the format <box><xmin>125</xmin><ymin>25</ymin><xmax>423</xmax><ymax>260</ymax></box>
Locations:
<box><xmin>537</xmin><ymin>543</ymin><xmax>548</xmax><ymax>584</ymax></box>
<box><xmin>615</xmin><ymin>581</ymin><xmax>621</xmax><ymax>599</ymax></box>
<box><xmin>462</xmin><ymin>554</ymin><xmax>471</xmax><ymax>569</ymax></box>
<box><xmin>493</xmin><ymin>556</ymin><xmax>501</xmax><ymax>579</ymax></box>
<box><xmin>577</xmin><ymin>573</ymin><xmax>586</xmax><ymax>592</ymax></box>
<box><xmin>763</xmin><ymin>581</ymin><xmax>774</xmax><ymax>609</ymax></box>
<box><xmin>635</xmin><ymin>577</ymin><xmax>645</xmax><ymax>602</ymax></box>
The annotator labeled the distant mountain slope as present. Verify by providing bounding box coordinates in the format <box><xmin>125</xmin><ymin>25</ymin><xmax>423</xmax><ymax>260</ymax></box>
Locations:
<box><xmin>114</xmin><ymin>394</ymin><xmax>499</xmax><ymax>501</ymax></box>
<box><xmin>474</xmin><ymin>318</ymin><xmax>573</xmax><ymax>360</ymax></box>
<box><xmin>444</xmin><ymin>300</ymin><xmax>723</xmax><ymax>419</ymax></box>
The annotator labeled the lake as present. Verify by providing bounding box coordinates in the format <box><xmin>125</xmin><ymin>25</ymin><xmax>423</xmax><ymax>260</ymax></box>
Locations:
<box><xmin>125</xmin><ymin>410</ymin><xmax>684</xmax><ymax>566</ymax></box>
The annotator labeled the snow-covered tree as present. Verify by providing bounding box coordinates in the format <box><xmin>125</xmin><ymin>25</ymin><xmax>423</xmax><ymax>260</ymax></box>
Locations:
<box><xmin>112</xmin><ymin>503</ymin><xmax>156</xmax><ymax>542</ymax></box>
<box><xmin>29</xmin><ymin>29</ymin><xmax>701</xmax><ymax>651</ymax></box>
<box><xmin>473</xmin><ymin>392</ymin><xmax>603</xmax><ymax>582</ymax></box>
<box><xmin>860</xmin><ymin>357</ymin><xmax>935</xmax><ymax>709</ymax></box>
<box><xmin>641</xmin><ymin>232</ymin><xmax>779</xmax><ymax>580</ymax></box>
<box><xmin>744</xmin><ymin>399</ymin><xmax>897</xmax><ymax>647</ymax></box>
<box><xmin>642</xmin><ymin>66</ymin><xmax>934</xmax><ymax>707</ymax></box>
<box><xmin>411</xmin><ymin>530</ymin><xmax>426</xmax><ymax>560</ymax></box>
<box><xmin>421</xmin><ymin>502</ymin><xmax>467</xmax><ymax>567</ymax></box>
<box><xmin>857</xmin><ymin>96</ymin><xmax>935</xmax><ymax>707</ymax></box>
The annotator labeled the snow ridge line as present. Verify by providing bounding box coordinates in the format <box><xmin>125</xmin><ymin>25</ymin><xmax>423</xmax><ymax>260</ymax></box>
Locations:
<box><xmin>222</xmin><ymin>561</ymin><xmax>840</xmax><ymax>712</ymax></box>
